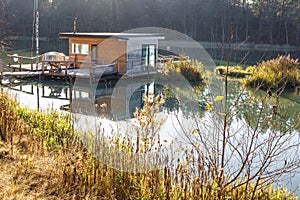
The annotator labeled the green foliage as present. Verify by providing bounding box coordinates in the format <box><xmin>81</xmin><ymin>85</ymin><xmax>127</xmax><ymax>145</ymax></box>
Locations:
<box><xmin>0</xmin><ymin>93</ymin><xmax>23</xmax><ymax>144</ymax></box>
<box><xmin>243</xmin><ymin>55</ymin><xmax>300</xmax><ymax>90</ymax></box>
<box><xmin>18</xmin><ymin>108</ymin><xmax>72</xmax><ymax>150</ymax></box>
<box><xmin>0</xmin><ymin>92</ymin><xmax>72</xmax><ymax>151</ymax></box>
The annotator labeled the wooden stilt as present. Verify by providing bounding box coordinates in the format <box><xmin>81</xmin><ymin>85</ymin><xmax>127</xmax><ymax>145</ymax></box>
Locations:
<box><xmin>0</xmin><ymin>59</ymin><xmax>3</xmax><ymax>82</ymax></box>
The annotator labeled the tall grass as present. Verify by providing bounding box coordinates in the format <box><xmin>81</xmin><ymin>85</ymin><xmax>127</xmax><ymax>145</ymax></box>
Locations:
<box><xmin>0</xmin><ymin>91</ymin><xmax>297</xmax><ymax>199</ymax></box>
<box><xmin>243</xmin><ymin>55</ymin><xmax>300</xmax><ymax>90</ymax></box>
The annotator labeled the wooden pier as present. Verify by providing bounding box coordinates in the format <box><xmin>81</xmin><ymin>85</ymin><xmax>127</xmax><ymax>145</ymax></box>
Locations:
<box><xmin>1</xmin><ymin>53</ymin><xmax>162</xmax><ymax>85</ymax></box>
<box><xmin>2</xmin><ymin>71</ymin><xmax>42</xmax><ymax>77</ymax></box>
<box><xmin>3</xmin><ymin>54</ymin><xmax>77</xmax><ymax>81</ymax></box>
<box><xmin>7</xmin><ymin>54</ymin><xmax>42</xmax><ymax>71</ymax></box>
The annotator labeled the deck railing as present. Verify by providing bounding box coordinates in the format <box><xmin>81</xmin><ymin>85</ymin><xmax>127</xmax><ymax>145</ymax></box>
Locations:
<box><xmin>7</xmin><ymin>54</ymin><xmax>43</xmax><ymax>71</ymax></box>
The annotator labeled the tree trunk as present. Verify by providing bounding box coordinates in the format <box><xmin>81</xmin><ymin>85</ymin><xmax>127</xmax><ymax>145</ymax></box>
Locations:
<box><xmin>269</xmin><ymin>23</ymin><xmax>273</xmax><ymax>44</ymax></box>
<box><xmin>284</xmin><ymin>19</ymin><xmax>289</xmax><ymax>46</ymax></box>
<box><xmin>297</xmin><ymin>23</ymin><xmax>299</xmax><ymax>45</ymax></box>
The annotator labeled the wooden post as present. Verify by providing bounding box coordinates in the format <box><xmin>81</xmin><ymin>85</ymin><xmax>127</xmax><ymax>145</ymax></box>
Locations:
<box><xmin>69</xmin><ymin>77</ymin><xmax>73</xmax><ymax>113</ymax></box>
<box><xmin>69</xmin><ymin>77</ymin><xmax>74</xmax><ymax>131</ymax></box>
<box><xmin>36</xmin><ymin>56</ymin><xmax>39</xmax><ymax>71</ymax></box>
<box><xmin>30</xmin><ymin>58</ymin><xmax>33</xmax><ymax>71</ymax></box>
<box><xmin>74</xmin><ymin>54</ymin><xmax>77</xmax><ymax>68</ymax></box>
<box><xmin>19</xmin><ymin>57</ymin><xmax>22</xmax><ymax>71</ymax></box>
<box><xmin>36</xmin><ymin>85</ymin><xmax>40</xmax><ymax>111</ymax></box>
<box><xmin>42</xmin><ymin>60</ymin><xmax>45</xmax><ymax>74</ymax></box>
<box><xmin>73</xmin><ymin>17</ymin><xmax>77</xmax><ymax>33</ymax></box>
<box><xmin>0</xmin><ymin>59</ymin><xmax>3</xmax><ymax>81</ymax></box>
<box><xmin>8</xmin><ymin>56</ymin><xmax>11</xmax><ymax>68</ymax></box>
<box><xmin>89</xmin><ymin>64</ymin><xmax>94</xmax><ymax>76</ymax></box>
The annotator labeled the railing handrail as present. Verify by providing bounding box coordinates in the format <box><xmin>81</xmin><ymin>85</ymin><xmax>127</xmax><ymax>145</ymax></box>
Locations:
<box><xmin>7</xmin><ymin>54</ymin><xmax>42</xmax><ymax>60</ymax></box>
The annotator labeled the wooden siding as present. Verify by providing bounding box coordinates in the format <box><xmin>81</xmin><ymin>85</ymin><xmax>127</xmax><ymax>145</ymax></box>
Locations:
<box><xmin>97</xmin><ymin>38</ymin><xmax>127</xmax><ymax>73</ymax></box>
<box><xmin>67</xmin><ymin>37</ymin><xmax>127</xmax><ymax>73</ymax></box>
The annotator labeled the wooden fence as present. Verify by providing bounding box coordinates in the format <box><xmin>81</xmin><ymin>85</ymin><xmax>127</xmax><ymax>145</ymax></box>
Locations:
<box><xmin>7</xmin><ymin>54</ymin><xmax>42</xmax><ymax>71</ymax></box>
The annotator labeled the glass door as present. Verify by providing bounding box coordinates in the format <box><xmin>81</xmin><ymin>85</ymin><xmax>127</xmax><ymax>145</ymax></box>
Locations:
<box><xmin>142</xmin><ymin>44</ymin><xmax>156</xmax><ymax>70</ymax></box>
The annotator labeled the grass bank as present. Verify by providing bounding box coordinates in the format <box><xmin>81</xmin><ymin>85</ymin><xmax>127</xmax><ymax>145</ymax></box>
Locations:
<box><xmin>0</xmin><ymin>92</ymin><xmax>297</xmax><ymax>199</ymax></box>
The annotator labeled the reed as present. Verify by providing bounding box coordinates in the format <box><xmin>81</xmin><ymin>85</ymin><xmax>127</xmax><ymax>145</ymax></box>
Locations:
<box><xmin>0</xmin><ymin>91</ymin><xmax>297</xmax><ymax>199</ymax></box>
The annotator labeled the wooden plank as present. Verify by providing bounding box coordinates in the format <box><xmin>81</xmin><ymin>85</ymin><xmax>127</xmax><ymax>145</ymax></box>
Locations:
<box><xmin>8</xmin><ymin>64</ymin><xmax>40</xmax><ymax>71</ymax></box>
<box><xmin>2</xmin><ymin>71</ymin><xmax>42</xmax><ymax>77</ymax></box>
<box><xmin>7</xmin><ymin>54</ymin><xmax>42</xmax><ymax>60</ymax></box>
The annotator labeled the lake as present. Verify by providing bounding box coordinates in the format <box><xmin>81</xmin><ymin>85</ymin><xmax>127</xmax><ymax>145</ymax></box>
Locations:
<box><xmin>1</xmin><ymin>78</ymin><xmax>300</xmax><ymax>194</ymax></box>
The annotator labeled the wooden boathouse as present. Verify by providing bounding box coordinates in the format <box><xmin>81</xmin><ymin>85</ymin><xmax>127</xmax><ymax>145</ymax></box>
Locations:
<box><xmin>59</xmin><ymin>32</ymin><xmax>165</xmax><ymax>74</ymax></box>
<box><xmin>3</xmin><ymin>32</ymin><xmax>165</xmax><ymax>81</ymax></box>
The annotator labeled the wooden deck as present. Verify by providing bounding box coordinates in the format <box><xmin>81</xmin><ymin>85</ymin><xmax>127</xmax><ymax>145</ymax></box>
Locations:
<box><xmin>2</xmin><ymin>71</ymin><xmax>42</xmax><ymax>77</ymax></box>
<box><xmin>9</xmin><ymin>64</ymin><xmax>41</xmax><ymax>71</ymax></box>
<box><xmin>1</xmin><ymin>54</ymin><xmax>160</xmax><ymax>84</ymax></box>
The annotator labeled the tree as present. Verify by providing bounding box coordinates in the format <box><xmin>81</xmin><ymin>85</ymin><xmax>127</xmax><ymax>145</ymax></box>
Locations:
<box><xmin>276</xmin><ymin>0</ymin><xmax>300</xmax><ymax>45</ymax></box>
<box><xmin>0</xmin><ymin>0</ymin><xmax>13</xmax><ymax>52</ymax></box>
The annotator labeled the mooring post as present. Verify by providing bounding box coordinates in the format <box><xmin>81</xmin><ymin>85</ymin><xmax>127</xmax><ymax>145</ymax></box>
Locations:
<box><xmin>69</xmin><ymin>77</ymin><xmax>74</xmax><ymax>132</ymax></box>
<box><xmin>19</xmin><ymin>57</ymin><xmax>22</xmax><ymax>71</ymax></box>
<box><xmin>0</xmin><ymin>59</ymin><xmax>3</xmax><ymax>82</ymax></box>
<box><xmin>30</xmin><ymin>58</ymin><xmax>33</xmax><ymax>71</ymax></box>
<box><xmin>69</xmin><ymin>77</ymin><xmax>73</xmax><ymax>111</ymax></box>
<box><xmin>7</xmin><ymin>56</ymin><xmax>10</xmax><ymax>68</ymax></box>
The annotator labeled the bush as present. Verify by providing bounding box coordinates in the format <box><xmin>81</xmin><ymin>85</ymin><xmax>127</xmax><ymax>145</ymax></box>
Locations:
<box><xmin>162</xmin><ymin>55</ymin><xmax>205</xmax><ymax>82</ymax></box>
<box><xmin>243</xmin><ymin>55</ymin><xmax>299</xmax><ymax>90</ymax></box>
<box><xmin>216</xmin><ymin>66</ymin><xmax>252</xmax><ymax>78</ymax></box>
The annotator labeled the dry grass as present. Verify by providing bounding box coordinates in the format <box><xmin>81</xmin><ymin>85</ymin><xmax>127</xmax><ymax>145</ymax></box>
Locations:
<box><xmin>0</xmin><ymin>138</ymin><xmax>62</xmax><ymax>199</ymax></box>
<box><xmin>0</xmin><ymin>91</ymin><xmax>297</xmax><ymax>199</ymax></box>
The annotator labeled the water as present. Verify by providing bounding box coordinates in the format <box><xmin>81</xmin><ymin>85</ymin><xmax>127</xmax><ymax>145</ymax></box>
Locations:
<box><xmin>1</xmin><ymin>78</ymin><xmax>300</xmax><ymax>193</ymax></box>
<box><xmin>2</xmin><ymin>80</ymin><xmax>71</xmax><ymax>111</ymax></box>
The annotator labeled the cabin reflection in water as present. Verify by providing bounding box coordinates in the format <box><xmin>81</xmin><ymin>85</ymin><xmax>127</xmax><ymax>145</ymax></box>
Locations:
<box><xmin>3</xmin><ymin>80</ymin><xmax>177</xmax><ymax>121</ymax></box>
<box><xmin>71</xmin><ymin>80</ymin><xmax>158</xmax><ymax>121</ymax></box>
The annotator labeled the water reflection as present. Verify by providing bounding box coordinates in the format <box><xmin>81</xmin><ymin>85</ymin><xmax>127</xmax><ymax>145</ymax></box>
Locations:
<box><xmin>2</xmin><ymin>80</ymin><xmax>71</xmax><ymax>111</ymax></box>
<box><xmin>226</xmin><ymin>81</ymin><xmax>300</xmax><ymax>134</ymax></box>
<box><xmin>2</xmin><ymin>79</ymin><xmax>300</xmax><ymax>192</ymax></box>
<box><xmin>3</xmin><ymin>79</ymin><xmax>299</xmax><ymax>137</ymax></box>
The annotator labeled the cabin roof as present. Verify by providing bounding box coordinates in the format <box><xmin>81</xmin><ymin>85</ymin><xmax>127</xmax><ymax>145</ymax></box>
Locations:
<box><xmin>59</xmin><ymin>32</ymin><xmax>165</xmax><ymax>40</ymax></box>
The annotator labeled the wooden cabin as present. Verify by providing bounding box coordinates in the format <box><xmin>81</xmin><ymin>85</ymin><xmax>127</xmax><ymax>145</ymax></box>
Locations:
<box><xmin>59</xmin><ymin>32</ymin><xmax>165</xmax><ymax>74</ymax></box>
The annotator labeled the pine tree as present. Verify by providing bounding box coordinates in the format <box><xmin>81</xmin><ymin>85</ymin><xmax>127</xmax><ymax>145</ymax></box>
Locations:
<box><xmin>0</xmin><ymin>0</ymin><xmax>13</xmax><ymax>52</ymax></box>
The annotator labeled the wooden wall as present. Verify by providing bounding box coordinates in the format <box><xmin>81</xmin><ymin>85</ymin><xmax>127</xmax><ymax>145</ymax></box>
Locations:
<box><xmin>67</xmin><ymin>37</ymin><xmax>127</xmax><ymax>73</ymax></box>
<box><xmin>97</xmin><ymin>38</ymin><xmax>127</xmax><ymax>73</ymax></box>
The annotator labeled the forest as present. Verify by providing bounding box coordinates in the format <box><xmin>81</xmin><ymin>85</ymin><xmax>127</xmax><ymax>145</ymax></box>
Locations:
<box><xmin>0</xmin><ymin>0</ymin><xmax>299</xmax><ymax>50</ymax></box>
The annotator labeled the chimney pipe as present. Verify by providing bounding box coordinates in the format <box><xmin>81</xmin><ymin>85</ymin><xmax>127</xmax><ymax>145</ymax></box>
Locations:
<box><xmin>73</xmin><ymin>17</ymin><xmax>77</xmax><ymax>33</ymax></box>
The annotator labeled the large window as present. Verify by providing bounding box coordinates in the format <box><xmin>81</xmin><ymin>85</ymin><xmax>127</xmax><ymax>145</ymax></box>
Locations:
<box><xmin>142</xmin><ymin>44</ymin><xmax>156</xmax><ymax>68</ymax></box>
<box><xmin>71</xmin><ymin>43</ymin><xmax>89</xmax><ymax>55</ymax></box>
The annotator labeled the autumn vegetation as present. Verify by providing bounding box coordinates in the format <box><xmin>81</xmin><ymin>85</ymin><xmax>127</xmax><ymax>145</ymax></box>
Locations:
<box><xmin>244</xmin><ymin>55</ymin><xmax>300</xmax><ymax>90</ymax></box>
<box><xmin>162</xmin><ymin>56</ymin><xmax>206</xmax><ymax>82</ymax></box>
<box><xmin>216</xmin><ymin>55</ymin><xmax>300</xmax><ymax>91</ymax></box>
<box><xmin>0</xmin><ymin>87</ymin><xmax>298</xmax><ymax>199</ymax></box>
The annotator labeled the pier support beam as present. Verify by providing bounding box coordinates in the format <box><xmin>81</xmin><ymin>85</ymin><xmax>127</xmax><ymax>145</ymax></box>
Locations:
<box><xmin>0</xmin><ymin>59</ymin><xmax>3</xmax><ymax>81</ymax></box>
